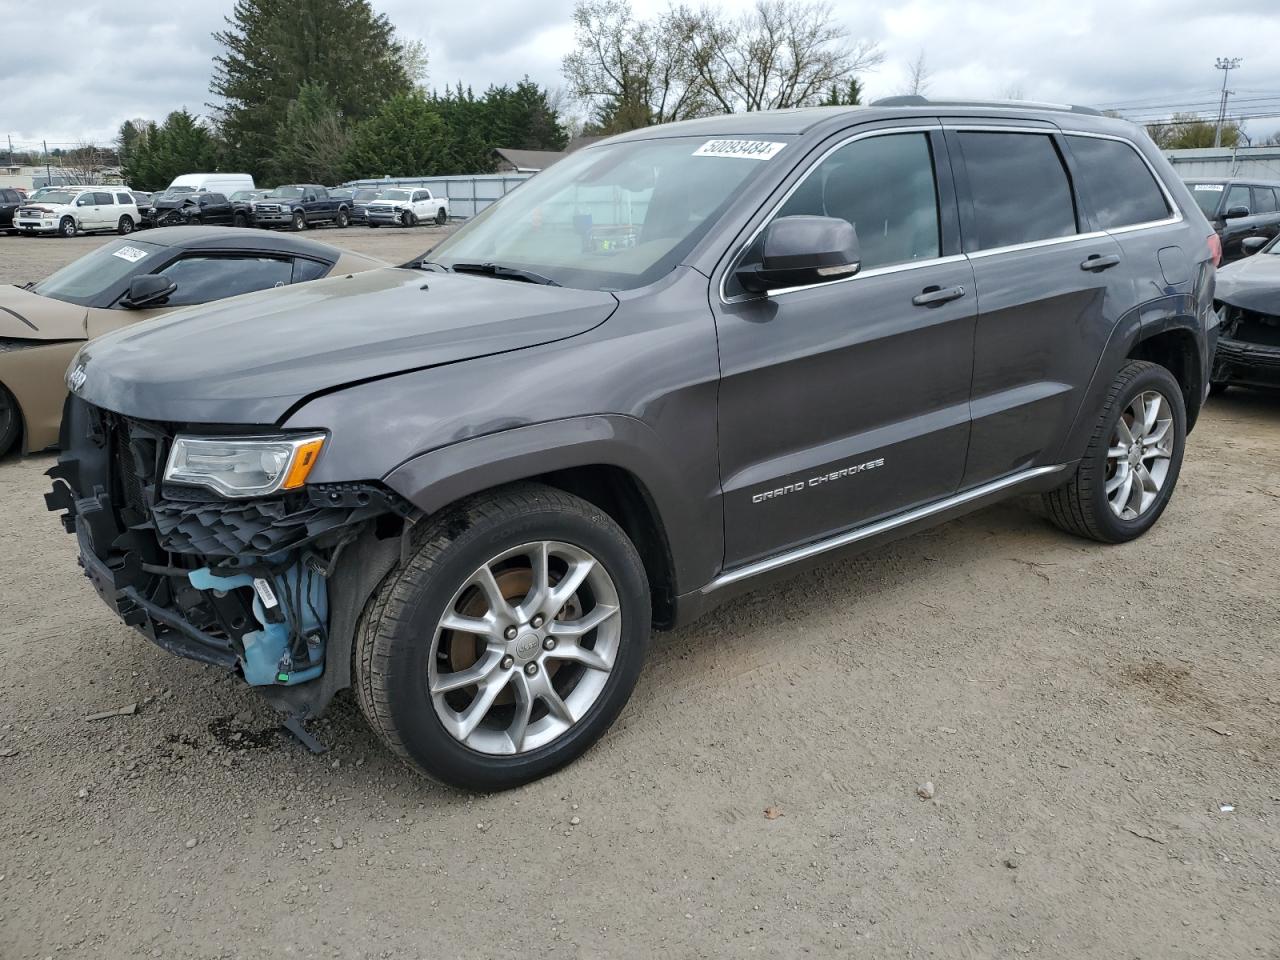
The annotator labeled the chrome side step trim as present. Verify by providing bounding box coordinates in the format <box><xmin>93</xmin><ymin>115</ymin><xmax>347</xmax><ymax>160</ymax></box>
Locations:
<box><xmin>704</xmin><ymin>465</ymin><xmax>1067</xmax><ymax>593</ymax></box>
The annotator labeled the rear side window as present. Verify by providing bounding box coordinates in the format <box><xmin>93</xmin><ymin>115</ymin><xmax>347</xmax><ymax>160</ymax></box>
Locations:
<box><xmin>94</xmin><ymin>192</ymin><xmax>114</xmax><ymax>205</ymax></box>
<box><xmin>773</xmin><ymin>132</ymin><xmax>941</xmax><ymax>270</ymax></box>
<box><xmin>1252</xmin><ymin>186</ymin><xmax>1278</xmax><ymax>214</ymax></box>
<box><xmin>291</xmin><ymin>258</ymin><xmax>328</xmax><ymax>283</ymax></box>
<box><xmin>957</xmin><ymin>132</ymin><xmax>1077</xmax><ymax>249</ymax></box>
<box><xmin>115</xmin><ymin>193</ymin><xmax>132</xmax><ymax>205</ymax></box>
<box><xmin>1065</xmin><ymin>135</ymin><xmax>1170</xmax><ymax>229</ymax></box>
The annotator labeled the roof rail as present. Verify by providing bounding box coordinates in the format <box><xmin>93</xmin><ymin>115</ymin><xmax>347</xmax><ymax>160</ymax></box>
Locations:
<box><xmin>871</xmin><ymin>95</ymin><xmax>1103</xmax><ymax>117</ymax></box>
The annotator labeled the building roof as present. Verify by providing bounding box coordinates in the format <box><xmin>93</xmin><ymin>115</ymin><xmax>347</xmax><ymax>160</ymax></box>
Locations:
<box><xmin>493</xmin><ymin>148</ymin><xmax>568</xmax><ymax>172</ymax></box>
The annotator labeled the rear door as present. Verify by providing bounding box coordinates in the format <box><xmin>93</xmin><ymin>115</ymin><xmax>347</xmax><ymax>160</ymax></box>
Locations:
<box><xmin>949</xmin><ymin>125</ymin><xmax>1132</xmax><ymax>487</ymax></box>
<box><xmin>1250</xmin><ymin>185</ymin><xmax>1280</xmax><ymax>248</ymax></box>
<box><xmin>712</xmin><ymin>124</ymin><xmax>977</xmax><ymax>566</ymax></box>
<box><xmin>1220</xmin><ymin>183</ymin><xmax>1259</xmax><ymax>260</ymax></box>
<box><xmin>93</xmin><ymin>192</ymin><xmax>116</xmax><ymax>229</ymax></box>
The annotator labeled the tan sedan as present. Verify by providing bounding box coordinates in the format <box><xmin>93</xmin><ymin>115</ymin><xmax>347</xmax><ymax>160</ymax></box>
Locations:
<box><xmin>0</xmin><ymin>226</ymin><xmax>383</xmax><ymax>455</ymax></box>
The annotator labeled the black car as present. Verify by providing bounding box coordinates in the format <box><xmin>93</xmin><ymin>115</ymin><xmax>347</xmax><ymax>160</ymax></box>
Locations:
<box><xmin>50</xmin><ymin>99</ymin><xmax>1217</xmax><ymax>790</ymax></box>
<box><xmin>229</xmin><ymin>189</ymin><xmax>270</xmax><ymax>228</ymax></box>
<box><xmin>1211</xmin><ymin>232</ymin><xmax>1280</xmax><ymax>392</ymax></box>
<box><xmin>1185</xmin><ymin>178</ymin><xmax>1280</xmax><ymax>263</ymax></box>
<box><xmin>153</xmin><ymin>190</ymin><xmax>234</xmax><ymax>227</ymax></box>
<box><xmin>330</xmin><ymin>187</ymin><xmax>380</xmax><ymax>223</ymax></box>
<box><xmin>0</xmin><ymin>187</ymin><xmax>22</xmax><ymax>233</ymax></box>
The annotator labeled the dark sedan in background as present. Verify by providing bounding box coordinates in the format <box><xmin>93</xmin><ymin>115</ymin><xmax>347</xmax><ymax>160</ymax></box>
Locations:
<box><xmin>1186</xmin><ymin>178</ymin><xmax>1280</xmax><ymax>263</ymax></box>
<box><xmin>329</xmin><ymin>187</ymin><xmax>380</xmax><ymax>223</ymax></box>
<box><xmin>1212</xmin><ymin>232</ymin><xmax>1280</xmax><ymax>393</ymax></box>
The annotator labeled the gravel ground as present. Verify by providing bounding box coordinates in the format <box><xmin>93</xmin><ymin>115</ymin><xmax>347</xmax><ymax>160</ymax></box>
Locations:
<box><xmin>2</xmin><ymin>228</ymin><xmax>1278</xmax><ymax>959</ymax></box>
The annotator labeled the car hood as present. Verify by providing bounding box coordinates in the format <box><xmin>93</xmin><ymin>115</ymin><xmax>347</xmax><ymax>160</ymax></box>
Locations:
<box><xmin>152</xmin><ymin>196</ymin><xmax>194</xmax><ymax>211</ymax></box>
<box><xmin>1217</xmin><ymin>254</ymin><xmax>1280</xmax><ymax>314</ymax></box>
<box><xmin>72</xmin><ymin>267</ymin><xmax>619</xmax><ymax>424</ymax></box>
<box><xmin>0</xmin><ymin>285</ymin><xmax>88</xmax><ymax>340</ymax></box>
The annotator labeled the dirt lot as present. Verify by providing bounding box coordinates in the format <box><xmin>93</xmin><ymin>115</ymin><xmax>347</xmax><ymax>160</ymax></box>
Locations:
<box><xmin>2</xmin><ymin>227</ymin><xmax>1278</xmax><ymax>959</ymax></box>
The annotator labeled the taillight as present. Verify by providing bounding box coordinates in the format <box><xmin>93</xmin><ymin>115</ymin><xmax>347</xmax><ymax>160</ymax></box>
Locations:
<box><xmin>1207</xmin><ymin>232</ymin><xmax>1222</xmax><ymax>268</ymax></box>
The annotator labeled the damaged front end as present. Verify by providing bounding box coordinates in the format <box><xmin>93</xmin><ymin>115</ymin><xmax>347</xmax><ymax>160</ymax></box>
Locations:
<box><xmin>46</xmin><ymin>396</ymin><xmax>414</xmax><ymax>723</ymax></box>
<box><xmin>1212</xmin><ymin>299</ymin><xmax>1280</xmax><ymax>389</ymax></box>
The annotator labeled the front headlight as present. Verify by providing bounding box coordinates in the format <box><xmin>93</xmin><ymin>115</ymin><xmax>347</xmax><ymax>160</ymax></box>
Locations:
<box><xmin>164</xmin><ymin>434</ymin><xmax>326</xmax><ymax>498</ymax></box>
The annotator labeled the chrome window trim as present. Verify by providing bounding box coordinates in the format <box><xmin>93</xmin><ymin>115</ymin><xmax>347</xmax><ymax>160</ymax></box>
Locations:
<box><xmin>1056</xmin><ymin>128</ymin><xmax>1184</xmax><ymax>234</ymax></box>
<box><xmin>718</xmin><ymin>124</ymin><xmax>945</xmax><ymax>305</ymax></box>
<box><xmin>965</xmin><ymin>231</ymin><xmax>1108</xmax><ymax>260</ymax></box>
<box><xmin>704</xmin><ymin>464</ymin><xmax>1068</xmax><ymax>592</ymax></box>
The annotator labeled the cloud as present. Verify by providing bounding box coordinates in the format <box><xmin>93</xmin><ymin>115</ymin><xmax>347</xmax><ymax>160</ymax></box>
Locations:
<box><xmin>3</xmin><ymin>0</ymin><xmax>1277</xmax><ymax>149</ymax></box>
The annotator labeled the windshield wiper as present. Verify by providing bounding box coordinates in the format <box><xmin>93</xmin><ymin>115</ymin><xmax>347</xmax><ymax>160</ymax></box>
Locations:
<box><xmin>450</xmin><ymin>262</ymin><xmax>561</xmax><ymax>286</ymax></box>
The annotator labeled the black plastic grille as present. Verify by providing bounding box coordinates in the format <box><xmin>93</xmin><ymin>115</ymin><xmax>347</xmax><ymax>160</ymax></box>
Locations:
<box><xmin>151</xmin><ymin>497</ymin><xmax>356</xmax><ymax>557</ymax></box>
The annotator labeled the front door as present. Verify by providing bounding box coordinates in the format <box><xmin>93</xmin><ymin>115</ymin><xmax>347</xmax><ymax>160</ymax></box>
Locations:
<box><xmin>713</xmin><ymin>127</ymin><xmax>976</xmax><ymax>567</ymax></box>
<box><xmin>947</xmin><ymin>128</ymin><xmax>1134</xmax><ymax>487</ymax></box>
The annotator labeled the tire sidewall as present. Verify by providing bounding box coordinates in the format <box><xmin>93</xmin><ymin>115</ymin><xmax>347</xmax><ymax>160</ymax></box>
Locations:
<box><xmin>376</xmin><ymin>503</ymin><xmax>651</xmax><ymax>790</ymax></box>
<box><xmin>117</xmin><ymin>215</ymin><xmax>133</xmax><ymax>235</ymax></box>
<box><xmin>1087</xmin><ymin>364</ymin><xmax>1187</xmax><ymax>542</ymax></box>
<box><xmin>59</xmin><ymin>217</ymin><xmax>75</xmax><ymax>237</ymax></box>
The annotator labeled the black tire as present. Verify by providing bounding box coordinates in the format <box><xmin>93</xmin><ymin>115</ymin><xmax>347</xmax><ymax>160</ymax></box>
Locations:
<box><xmin>355</xmin><ymin>483</ymin><xmax>651</xmax><ymax>791</ymax></box>
<box><xmin>292</xmin><ymin>210</ymin><xmax>307</xmax><ymax>231</ymax></box>
<box><xmin>435</xmin><ymin>207</ymin><xmax>447</xmax><ymax>225</ymax></box>
<box><xmin>335</xmin><ymin>208</ymin><xmax>350</xmax><ymax>228</ymax></box>
<box><xmin>368</xmin><ymin>222</ymin><xmax>379</xmax><ymax>229</ymax></box>
<box><xmin>58</xmin><ymin>216</ymin><xmax>76</xmax><ymax>238</ymax></box>
<box><xmin>233</xmin><ymin>212</ymin><xmax>248</xmax><ymax>228</ymax></box>
<box><xmin>0</xmin><ymin>383</ymin><xmax>21</xmax><ymax>457</ymax></box>
<box><xmin>116</xmin><ymin>215</ymin><xmax>134</xmax><ymax>235</ymax></box>
<box><xmin>1043</xmin><ymin>360</ymin><xmax>1186</xmax><ymax>544</ymax></box>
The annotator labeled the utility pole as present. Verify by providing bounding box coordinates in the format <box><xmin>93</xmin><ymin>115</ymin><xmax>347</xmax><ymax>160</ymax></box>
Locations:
<box><xmin>1213</xmin><ymin>56</ymin><xmax>1242</xmax><ymax>149</ymax></box>
<box><xmin>6</xmin><ymin>134</ymin><xmax>12</xmax><ymax>167</ymax></box>
<box><xmin>43</xmin><ymin>139</ymin><xmax>51</xmax><ymax>187</ymax></box>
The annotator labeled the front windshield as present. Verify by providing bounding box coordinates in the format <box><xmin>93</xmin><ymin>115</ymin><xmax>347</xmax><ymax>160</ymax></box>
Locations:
<box><xmin>32</xmin><ymin>238</ymin><xmax>164</xmax><ymax>306</ymax></box>
<box><xmin>30</xmin><ymin>191</ymin><xmax>75</xmax><ymax>204</ymax></box>
<box><xmin>269</xmin><ymin>186</ymin><xmax>305</xmax><ymax>199</ymax></box>
<box><xmin>429</xmin><ymin>135</ymin><xmax>786</xmax><ymax>291</ymax></box>
<box><xmin>353</xmin><ymin>189</ymin><xmax>379</xmax><ymax>202</ymax></box>
<box><xmin>381</xmin><ymin>189</ymin><xmax>412</xmax><ymax>201</ymax></box>
<box><xmin>230</xmin><ymin>190</ymin><xmax>258</xmax><ymax>201</ymax></box>
<box><xmin>1188</xmin><ymin>183</ymin><xmax>1224</xmax><ymax>217</ymax></box>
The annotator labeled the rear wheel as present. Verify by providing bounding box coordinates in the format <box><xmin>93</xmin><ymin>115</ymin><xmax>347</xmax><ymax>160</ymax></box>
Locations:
<box><xmin>1043</xmin><ymin>360</ymin><xmax>1185</xmax><ymax>543</ymax></box>
<box><xmin>355</xmin><ymin>484</ymin><xmax>651</xmax><ymax>791</ymax></box>
<box><xmin>58</xmin><ymin>216</ymin><xmax>76</xmax><ymax>238</ymax></box>
<box><xmin>0</xmin><ymin>384</ymin><xmax>21</xmax><ymax>457</ymax></box>
<box><xmin>116</xmin><ymin>215</ymin><xmax>134</xmax><ymax>235</ymax></box>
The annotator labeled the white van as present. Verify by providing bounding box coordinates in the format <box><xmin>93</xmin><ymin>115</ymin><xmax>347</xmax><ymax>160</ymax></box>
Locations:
<box><xmin>165</xmin><ymin>173</ymin><xmax>256</xmax><ymax>196</ymax></box>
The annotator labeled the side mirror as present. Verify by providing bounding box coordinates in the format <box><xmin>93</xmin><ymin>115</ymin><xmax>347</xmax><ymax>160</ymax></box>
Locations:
<box><xmin>1224</xmin><ymin>205</ymin><xmax>1250</xmax><ymax>220</ymax></box>
<box><xmin>121</xmin><ymin>273</ymin><xmax>177</xmax><ymax>309</ymax></box>
<box><xmin>735</xmin><ymin>216</ymin><xmax>861</xmax><ymax>294</ymax></box>
<box><xmin>1241</xmin><ymin>236</ymin><xmax>1268</xmax><ymax>255</ymax></box>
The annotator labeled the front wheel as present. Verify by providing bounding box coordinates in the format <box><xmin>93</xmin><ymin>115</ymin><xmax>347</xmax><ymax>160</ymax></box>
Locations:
<box><xmin>335</xmin><ymin>208</ymin><xmax>349</xmax><ymax>228</ymax></box>
<box><xmin>355</xmin><ymin>484</ymin><xmax>651</xmax><ymax>791</ymax></box>
<box><xmin>1043</xmin><ymin>360</ymin><xmax>1186</xmax><ymax>543</ymax></box>
<box><xmin>58</xmin><ymin>216</ymin><xmax>76</xmax><ymax>238</ymax></box>
<box><xmin>117</xmin><ymin>215</ymin><xmax>134</xmax><ymax>235</ymax></box>
<box><xmin>233</xmin><ymin>212</ymin><xmax>248</xmax><ymax>228</ymax></box>
<box><xmin>292</xmin><ymin>210</ymin><xmax>306</xmax><ymax>231</ymax></box>
<box><xmin>0</xmin><ymin>383</ymin><xmax>20</xmax><ymax>456</ymax></box>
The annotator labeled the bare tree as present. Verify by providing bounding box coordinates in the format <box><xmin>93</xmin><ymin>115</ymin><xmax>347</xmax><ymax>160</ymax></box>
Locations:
<box><xmin>903</xmin><ymin>49</ymin><xmax>931</xmax><ymax>97</ymax></box>
<box><xmin>681</xmin><ymin>1</ymin><xmax>883</xmax><ymax>112</ymax></box>
<box><xmin>62</xmin><ymin>141</ymin><xmax>104</xmax><ymax>184</ymax></box>
<box><xmin>562</xmin><ymin>0</ymin><xmax>710</xmax><ymax>131</ymax></box>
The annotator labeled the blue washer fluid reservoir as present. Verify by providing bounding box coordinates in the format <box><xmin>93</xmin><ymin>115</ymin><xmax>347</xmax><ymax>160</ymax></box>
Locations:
<box><xmin>188</xmin><ymin>559</ymin><xmax>327</xmax><ymax>685</ymax></box>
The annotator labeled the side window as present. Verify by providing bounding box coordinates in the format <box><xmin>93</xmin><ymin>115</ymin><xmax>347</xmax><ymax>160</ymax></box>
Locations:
<box><xmin>1251</xmin><ymin>186</ymin><xmax>1278</xmax><ymax>214</ymax></box>
<box><xmin>769</xmin><ymin>132</ymin><xmax>941</xmax><ymax>272</ymax></box>
<box><xmin>1225</xmin><ymin>184</ymin><xmax>1251</xmax><ymax>214</ymax></box>
<box><xmin>292</xmin><ymin>258</ymin><xmax>328</xmax><ymax>283</ymax></box>
<box><xmin>76</xmin><ymin>193</ymin><xmax>95</xmax><ymax>206</ymax></box>
<box><xmin>1065</xmin><ymin>135</ymin><xmax>1170</xmax><ymax>229</ymax></box>
<box><xmin>94</xmin><ymin>192</ymin><xmax>114</xmax><ymax>205</ymax></box>
<box><xmin>115</xmin><ymin>192</ymin><xmax>132</xmax><ymax>205</ymax></box>
<box><xmin>158</xmin><ymin>256</ymin><xmax>293</xmax><ymax>307</ymax></box>
<box><xmin>957</xmin><ymin>132</ymin><xmax>1077</xmax><ymax>249</ymax></box>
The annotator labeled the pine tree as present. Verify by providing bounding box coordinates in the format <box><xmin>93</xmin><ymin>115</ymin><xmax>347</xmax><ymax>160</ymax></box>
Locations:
<box><xmin>211</xmin><ymin>0</ymin><xmax>412</xmax><ymax>177</ymax></box>
<box><xmin>270</xmin><ymin>83</ymin><xmax>349</xmax><ymax>183</ymax></box>
<box><xmin>120</xmin><ymin>111</ymin><xmax>218</xmax><ymax>191</ymax></box>
<box><xmin>343</xmin><ymin>94</ymin><xmax>448</xmax><ymax>179</ymax></box>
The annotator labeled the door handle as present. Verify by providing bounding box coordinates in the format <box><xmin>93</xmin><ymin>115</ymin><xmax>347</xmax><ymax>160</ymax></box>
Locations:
<box><xmin>912</xmin><ymin>284</ymin><xmax>966</xmax><ymax>307</ymax></box>
<box><xmin>1081</xmin><ymin>254</ymin><xmax>1121</xmax><ymax>272</ymax></box>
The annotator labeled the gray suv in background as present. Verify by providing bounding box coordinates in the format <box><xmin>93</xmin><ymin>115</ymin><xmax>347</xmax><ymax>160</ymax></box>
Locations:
<box><xmin>48</xmin><ymin>98</ymin><xmax>1218</xmax><ymax>790</ymax></box>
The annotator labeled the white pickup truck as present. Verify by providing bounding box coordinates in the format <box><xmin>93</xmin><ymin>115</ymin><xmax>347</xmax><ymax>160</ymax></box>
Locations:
<box><xmin>364</xmin><ymin>188</ymin><xmax>449</xmax><ymax>227</ymax></box>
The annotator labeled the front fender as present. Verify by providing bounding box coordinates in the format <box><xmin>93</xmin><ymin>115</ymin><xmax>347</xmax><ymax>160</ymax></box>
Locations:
<box><xmin>381</xmin><ymin>414</ymin><xmax>718</xmax><ymax>595</ymax></box>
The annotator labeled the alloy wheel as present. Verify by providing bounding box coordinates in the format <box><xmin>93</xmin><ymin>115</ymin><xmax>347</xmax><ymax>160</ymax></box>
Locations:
<box><xmin>428</xmin><ymin>540</ymin><xmax>621</xmax><ymax>756</ymax></box>
<box><xmin>1104</xmin><ymin>389</ymin><xmax>1175</xmax><ymax>521</ymax></box>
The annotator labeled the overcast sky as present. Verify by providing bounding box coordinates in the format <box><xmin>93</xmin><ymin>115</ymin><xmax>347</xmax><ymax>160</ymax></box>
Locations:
<box><xmin>3</xmin><ymin>0</ymin><xmax>1279</xmax><ymax>151</ymax></box>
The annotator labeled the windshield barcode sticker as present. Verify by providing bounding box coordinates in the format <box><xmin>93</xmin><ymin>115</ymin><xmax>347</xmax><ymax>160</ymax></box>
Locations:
<box><xmin>693</xmin><ymin>139</ymin><xmax>787</xmax><ymax>161</ymax></box>
<box><xmin>1193</xmin><ymin>184</ymin><xmax>1224</xmax><ymax>192</ymax></box>
<box><xmin>112</xmin><ymin>245</ymin><xmax>149</xmax><ymax>263</ymax></box>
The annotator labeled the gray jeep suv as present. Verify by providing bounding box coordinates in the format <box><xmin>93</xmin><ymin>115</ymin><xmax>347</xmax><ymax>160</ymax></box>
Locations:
<box><xmin>47</xmin><ymin>99</ymin><xmax>1218</xmax><ymax>790</ymax></box>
